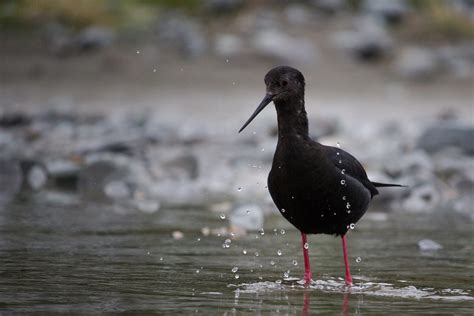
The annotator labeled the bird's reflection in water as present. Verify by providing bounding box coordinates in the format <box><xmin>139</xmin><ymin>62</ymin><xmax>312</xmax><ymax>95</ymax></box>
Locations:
<box><xmin>301</xmin><ymin>291</ymin><xmax>351</xmax><ymax>316</ymax></box>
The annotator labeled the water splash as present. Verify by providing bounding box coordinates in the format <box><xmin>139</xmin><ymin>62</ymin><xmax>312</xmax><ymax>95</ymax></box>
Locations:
<box><xmin>231</xmin><ymin>279</ymin><xmax>473</xmax><ymax>301</ymax></box>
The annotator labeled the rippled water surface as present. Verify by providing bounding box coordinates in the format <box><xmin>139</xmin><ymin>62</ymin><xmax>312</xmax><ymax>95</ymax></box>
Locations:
<box><xmin>1</xmin><ymin>197</ymin><xmax>472</xmax><ymax>314</ymax></box>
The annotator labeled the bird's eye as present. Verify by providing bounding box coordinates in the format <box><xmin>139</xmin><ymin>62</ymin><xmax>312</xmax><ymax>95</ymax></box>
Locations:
<box><xmin>281</xmin><ymin>80</ymin><xmax>288</xmax><ymax>87</ymax></box>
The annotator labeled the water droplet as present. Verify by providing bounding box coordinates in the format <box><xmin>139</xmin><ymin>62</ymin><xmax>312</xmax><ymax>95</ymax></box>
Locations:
<box><xmin>222</xmin><ymin>239</ymin><xmax>232</xmax><ymax>248</ymax></box>
<box><xmin>303</xmin><ymin>242</ymin><xmax>309</xmax><ymax>249</ymax></box>
<box><xmin>259</xmin><ymin>228</ymin><xmax>265</xmax><ymax>236</ymax></box>
<box><xmin>356</xmin><ymin>257</ymin><xmax>362</xmax><ymax>263</ymax></box>
<box><xmin>196</xmin><ymin>269</ymin><xmax>200</xmax><ymax>274</ymax></box>
<box><xmin>226</xmin><ymin>58</ymin><xmax>229</xmax><ymax>63</ymax></box>
<box><xmin>231</xmin><ymin>267</ymin><xmax>238</xmax><ymax>273</ymax></box>
<box><xmin>341</xmin><ymin>169</ymin><xmax>346</xmax><ymax>174</ymax></box>
<box><xmin>350</xmin><ymin>223</ymin><xmax>355</xmax><ymax>229</ymax></box>
<box><xmin>153</xmin><ymin>68</ymin><xmax>157</xmax><ymax>72</ymax></box>
<box><xmin>197</xmin><ymin>238</ymin><xmax>201</xmax><ymax>241</ymax></box>
<box><xmin>340</xmin><ymin>180</ymin><xmax>346</xmax><ymax>185</ymax></box>
<box><xmin>252</xmin><ymin>131</ymin><xmax>256</xmax><ymax>135</ymax></box>
<box><xmin>243</xmin><ymin>249</ymin><xmax>247</xmax><ymax>255</ymax></box>
<box><xmin>346</xmin><ymin>202</ymin><xmax>351</xmax><ymax>209</ymax></box>
<box><xmin>147</xmin><ymin>251</ymin><xmax>150</xmax><ymax>255</ymax></box>
<box><xmin>336</xmin><ymin>141</ymin><xmax>341</xmax><ymax>148</ymax></box>
<box><xmin>281</xmin><ymin>208</ymin><xmax>286</xmax><ymax>213</ymax></box>
<box><xmin>237</xmin><ymin>187</ymin><xmax>242</xmax><ymax>192</ymax></box>
<box><xmin>220</xmin><ymin>214</ymin><xmax>226</xmax><ymax>220</ymax></box>
<box><xmin>277</xmin><ymin>250</ymin><xmax>282</xmax><ymax>256</ymax></box>
<box><xmin>321</xmin><ymin>214</ymin><xmax>324</xmax><ymax>217</ymax></box>
<box><xmin>292</xmin><ymin>259</ymin><xmax>298</xmax><ymax>266</ymax></box>
<box><xmin>291</xmin><ymin>196</ymin><xmax>295</xmax><ymax>199</ymax></box>
<box><xmin>338</xmin><ymin>160</ymin><xmax>342</xmax><ymax>164</ymax></box>
<box><xmin>275</xmin><ymin>279</ymin><xmax>282</xmax><ymax>284</ymax></box>
<box><xmin>255</xmin><ymin>252</ymin><xmax>259</xmax><ymax>257</ymax></box>
<box><xmin>336</xmin><ymin>152</ymin><xmax>340</xmax><ymax>156</ymax></box>
<box><xmin>333</xmin><ymin>212</ymin><xmax>337</xmax><ymax>215</ymax></box>
<box><xmin>246</xmin><ymin>210</ymin><xmax>250</xmax><ymax>214</ymax></box>
<box><xmin>235</xmin><ymin>274</ymin><xmax>240</xmax><ymax>279</ymax></box>
<box><xmin>159</xmin><ymin>257</ymin><xmax>163</xmax><ymax>261</ymax></box>
<box><xmin>280</xmin><ymin>229</ymin><xmax>285</xmax><ymax>235</ymax></box>
<box><xmin>342</xmin><ymin>196</ymin><xmax>346</xmax><ymax>201</ymax></box>
<box><xmin>270</xmin><ymin>260</ymin><xmax>275</xmax><ymax>266</ymax></box>
<box><xmin>261</xmin><ymin>148</ymin><xmax>265</xmax><ymax>152</ymax></box>
<box><xmin>232</xmin><ymin>81</ymin><xmax>236</xmax><ymax>85</ymax></box>
<box><xmin>136</xmin><ymin>50</ymin><xmax>140</xmax><ymax>54</ymax></box>
<box><xmin>347</xmin><ymin>210</ymin><xmax>351</xmax><ymax>214</ymax></box>
<box><xmin>283</xmin><ymin>270</ymin><xmax>290</xmax><ymax>278</ymax></box>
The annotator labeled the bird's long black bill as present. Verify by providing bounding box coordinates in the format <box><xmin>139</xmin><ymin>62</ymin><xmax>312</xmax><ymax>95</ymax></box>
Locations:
<box><xmin>238</xmin><ymin>94</ymin><xmax>273</xmax><ymax>133</ymax></box>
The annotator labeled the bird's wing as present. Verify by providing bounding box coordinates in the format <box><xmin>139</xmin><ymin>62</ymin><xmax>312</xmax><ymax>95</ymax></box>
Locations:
<box><xmin>324</xmin><ymin>145</ymin><xmax>379</xmax><ymax>197</ymax></box>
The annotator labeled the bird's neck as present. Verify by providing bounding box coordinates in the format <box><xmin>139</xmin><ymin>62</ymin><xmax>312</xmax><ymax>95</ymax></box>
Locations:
<box><xmin>275</xmin><ymin>97</ymin><xmax>309</xmax><ymax>141</ymax></box>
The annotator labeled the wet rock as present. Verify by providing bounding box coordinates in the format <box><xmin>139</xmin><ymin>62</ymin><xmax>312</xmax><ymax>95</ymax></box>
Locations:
<box><xmin>104</xmin><ymin>180</ymin><xmax>131</xmax><ymax>200</ymax></box>
<box><xmin>418</xmin><ymin>239</ymin><xmax>443</xmax><ymax>251</ymax></box>
<box><xmin>229</xmin><ymin>203</ymin><xmax>264</xmax><ymax>231</ymax></box>
<box><xmin>432</xmin><ymin>149</ymin><xmax>474</xmax><ymax>182</ymax></box>
<box><xmin>332</xmin><ymin>16</ymin><xmax>393</xmax><ymax>61</ymax></box>
<box><xmin>0</xmin><ymin>112</ymin><xmax>32</xmax><ymax>128</ymax></box>
<box><xmin>401</xmin><ymin>184</ymin><xmax>441</xmax><ymax>212</ymax></box>
<box><xmin>46</xmin><ymin>159</ymin><xmax>81</xmax><ymax>190</ymax></box>
<box><xmin>144</xmin><ymin>122</ymin><xmax>180</xmax><ymax>144</ymax></box>
<box><xmin>214</xmin><ymin>34</ymin><xmax>244</xmax><ymax>57</ymax></box>
<box><xmin>157</xmin><ymin>13</ymin><xmax>207</xmax><ymax>58</ymax></box>
<box><xmin>417</xmin><ymin>124</ymin><xmax>474</xmax><ymax>156</ymax></box>
<box><xmin>162</xmin><ymin>154</ymin><xmax>199</xmax><ymax>180</ymax></box>
<box><xmin>76</xmin><ymin>26</ymin><xmax>115</xmax><ymax>52</ymax></box>
<box><xmin>131</xmin><ymin>198</ymin><xmax>160</xmax><ymax>214</ymax></box>
<box><xmin>394</xmin><ymin>47</ymin><xmax>439</xmax><ymax>80</ymax></box>
<box><xmin>252</xmin><ymin>29</ymin><xmax>318</xmax><ymax>64</ymax></box>
<box><xmin>20</xmin><ymin>160</ymin><xmax>47</xmax><ymax>191</ymax></box>
<box><xmin>78</xmin><ymin>157</ymin><xmax>129</xmax><ymax>202</ymax></box>
<box><xmin>0</xmin><ymin>159</ymin><xmax>22</xmax><ymax>205</ymax></box>
<box><xmin>363</xmin><ymin>0</ymin><xmax>409</xmax><ymax>24</ymax></box>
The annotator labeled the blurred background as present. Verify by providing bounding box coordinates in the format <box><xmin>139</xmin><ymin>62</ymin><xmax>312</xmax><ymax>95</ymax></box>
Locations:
<box><xmin>0</xmin><ymin>0</ymin><xmax>473</xmax><ymax>313</ymax></box>
<box><xmin>1</xmin><ymin>0</ymin><xmax>472</xmax><ymax>215</ymax></box>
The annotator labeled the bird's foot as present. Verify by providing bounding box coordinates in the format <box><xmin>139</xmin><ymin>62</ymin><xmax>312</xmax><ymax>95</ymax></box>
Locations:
<box><xmin>303</xmin><ymin>272</ymin><xmax>313</xmax><ymax>287</ymax></box>
<box><xmin>344</xmin><ymin>276</ymin><xmax>353</xmax><ymax>287</ymax></box>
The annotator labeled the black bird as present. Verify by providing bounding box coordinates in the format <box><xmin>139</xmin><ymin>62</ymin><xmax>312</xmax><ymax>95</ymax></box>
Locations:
<box><xmin>239</xmin><ymin>66</ymin><xmax>405</xmax><ymax>286</ymax></box>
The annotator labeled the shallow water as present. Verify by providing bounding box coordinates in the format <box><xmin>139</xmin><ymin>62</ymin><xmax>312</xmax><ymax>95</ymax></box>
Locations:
<box><xmin>0</xmin><ymin>196</ymin><xmax>473</xmax><ymax>314</ymax></box>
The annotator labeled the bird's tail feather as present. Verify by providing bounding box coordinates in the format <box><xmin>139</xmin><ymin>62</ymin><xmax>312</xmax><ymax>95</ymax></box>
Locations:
<box><xmin>371</xmin><ymin>181</ymin><xmax>408</xmax><ymax>188</ymax></box>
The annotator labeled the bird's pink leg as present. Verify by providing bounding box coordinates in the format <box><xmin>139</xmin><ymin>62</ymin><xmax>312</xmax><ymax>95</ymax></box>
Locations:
<box><xmin>301</xmin><ymin>233</ymin><xmax>312</xmax><ymax>286</ymax></box>
<box><xmin>341</xmin><ymin>235</ymin><xmax>353</xmax><ymax>286</ymax></box>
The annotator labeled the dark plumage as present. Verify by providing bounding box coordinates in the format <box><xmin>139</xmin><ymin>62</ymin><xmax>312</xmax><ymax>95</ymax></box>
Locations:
<box><xmin>239</xmin><ymin>66</ymin><xmax>405</xmax><ymax>285</ymax></box>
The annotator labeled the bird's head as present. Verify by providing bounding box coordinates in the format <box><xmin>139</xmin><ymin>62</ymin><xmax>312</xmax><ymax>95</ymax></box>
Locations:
<box><xmin>239</xmin><ymin>66</ymin><xmax>305</xmax><ymax>133</ymax></box>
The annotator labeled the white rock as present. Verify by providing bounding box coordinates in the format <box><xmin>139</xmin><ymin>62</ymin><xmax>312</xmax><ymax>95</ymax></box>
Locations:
<box><xmin>418</xmin><ymin>239</ymin><xmax>443</xmax><ymax>251</ymax></box>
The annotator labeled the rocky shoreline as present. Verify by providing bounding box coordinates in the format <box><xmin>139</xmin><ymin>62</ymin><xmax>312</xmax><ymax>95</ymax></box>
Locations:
<box><xmin>1</xmin><ymin>107</ymin><xmax>472</xmax><ymax>223</ymax></box>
